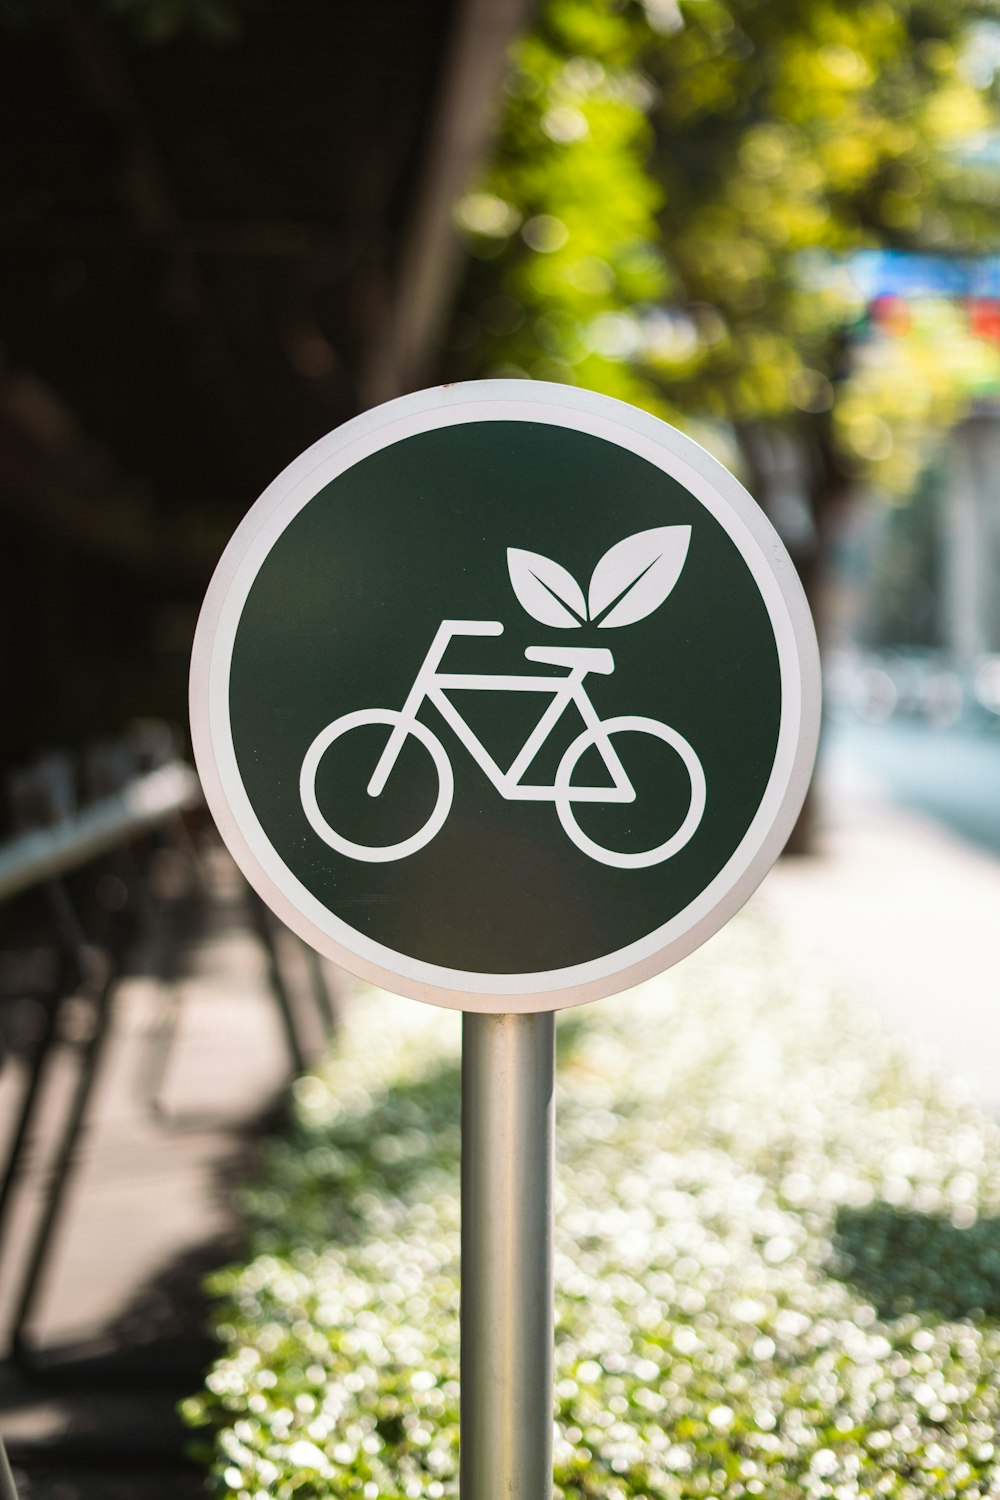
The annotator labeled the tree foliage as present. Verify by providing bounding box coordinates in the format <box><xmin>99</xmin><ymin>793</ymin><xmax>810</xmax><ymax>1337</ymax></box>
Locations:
<box><xmin>453</xmin><ymin>0</ymin><xmax>1000</xmax><ymax>497</ymax></box>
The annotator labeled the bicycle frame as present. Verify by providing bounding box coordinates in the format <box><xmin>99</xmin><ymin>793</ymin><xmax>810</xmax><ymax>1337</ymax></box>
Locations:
<box><xmin>368</xmin><ymin>620</ymin><xmax>635</xmax><ymax>805</ymax></box>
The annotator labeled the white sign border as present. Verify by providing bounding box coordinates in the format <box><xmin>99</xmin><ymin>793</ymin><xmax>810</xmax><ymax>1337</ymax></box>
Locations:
<box><xmin>190</xmin><ymin>380</ymin><xmax>821</xmax><ymax>1013</ymax></box>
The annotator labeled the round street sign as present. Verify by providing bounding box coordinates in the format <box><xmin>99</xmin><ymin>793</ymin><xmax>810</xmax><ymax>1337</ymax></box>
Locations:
<box><xmin>190</xmin><ymin>381</ymin><xmax>820</xmax><ymax>1013</ymax></box>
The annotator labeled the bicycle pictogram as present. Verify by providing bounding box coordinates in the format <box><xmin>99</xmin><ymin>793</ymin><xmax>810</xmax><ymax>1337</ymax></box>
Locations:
<box><xmin>299</xmin><ymin>526</ymin><xmax>707</xmax><ymax>869</ymax></box>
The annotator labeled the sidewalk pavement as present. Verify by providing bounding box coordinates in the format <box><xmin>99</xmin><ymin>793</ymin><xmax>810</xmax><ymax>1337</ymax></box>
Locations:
<box><xmin>756</xmin><ymin>733</ymin><xmax>1000</xmax><ymax>1116</ymax></box>
<box><xmin>0</xmin><ymin>845</ymin><xmax>343</xmax><ymax>1499</ymax></box>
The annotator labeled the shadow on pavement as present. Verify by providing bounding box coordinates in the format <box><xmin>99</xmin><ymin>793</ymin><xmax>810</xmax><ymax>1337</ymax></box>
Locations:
<box><xmin>0</xmin><ymin>1078</ymin><xmax>289</xmax><ymax>1500</ymax></box>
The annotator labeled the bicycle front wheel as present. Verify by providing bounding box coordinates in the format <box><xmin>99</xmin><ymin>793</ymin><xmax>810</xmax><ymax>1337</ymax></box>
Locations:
<box><xmin>554</xmin><ymin>715</ymin><xmax>706</xmax><ymax>870</ymax></box>
<box><xmin>300</xmin><ymin>709</ymin><xmax>453</xmax><ymax>863</ymax></box>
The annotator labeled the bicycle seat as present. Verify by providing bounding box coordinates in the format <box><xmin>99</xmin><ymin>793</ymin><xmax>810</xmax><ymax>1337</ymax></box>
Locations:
<box><xmin>524</xmin><ymin>645</ymin><xmax>615</xmax><ymax>675</ymax></box>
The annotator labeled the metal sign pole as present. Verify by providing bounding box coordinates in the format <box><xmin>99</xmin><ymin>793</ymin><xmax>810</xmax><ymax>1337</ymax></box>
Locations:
<box><xmin>461</xmin><ymin>1011</ymin><xmax>555</xmax><ymax>1499</ymax></box>
<box><xmin>190</xmin><ymin>378</ymin><xmax>820</xmax><ymax>1493</ymax></box>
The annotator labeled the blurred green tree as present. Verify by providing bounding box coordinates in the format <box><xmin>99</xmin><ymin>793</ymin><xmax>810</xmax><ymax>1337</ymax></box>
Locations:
<box><xmin>451</xmin><ymin>0</ymin><xmax>1000</xmax><ymax>844</ymax></box>
<box><xmin>452</xmin><ymin>0</ymin><xmax>1000</xmax><ymax>561</ymax></box>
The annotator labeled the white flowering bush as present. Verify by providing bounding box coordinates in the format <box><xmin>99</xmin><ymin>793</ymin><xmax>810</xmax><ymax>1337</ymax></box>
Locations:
<box><xmin>183</xmin><ymin>914</ymin><xmax>1000</xmax><ymax>1498</ymax></box>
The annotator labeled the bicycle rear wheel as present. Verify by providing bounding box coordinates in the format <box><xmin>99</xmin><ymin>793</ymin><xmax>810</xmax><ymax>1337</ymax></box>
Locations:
<box><xmin>300</xmin><ymin>709</ymin><xmax>453</xmax><ymax>863</ymax></box>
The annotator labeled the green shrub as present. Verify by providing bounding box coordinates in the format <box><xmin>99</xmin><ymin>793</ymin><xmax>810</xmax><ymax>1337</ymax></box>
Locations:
<box><xmin>183</xmin><ymin>915</ymin><xmax>1000</xmax><ymax>1498</ymax></box>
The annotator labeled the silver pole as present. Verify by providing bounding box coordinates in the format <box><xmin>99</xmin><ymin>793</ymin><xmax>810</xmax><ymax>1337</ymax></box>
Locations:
<box><xmin>461</xmin><ymin>1011</ymin><xmax>554</xmax><ymax>1500</ymax></box>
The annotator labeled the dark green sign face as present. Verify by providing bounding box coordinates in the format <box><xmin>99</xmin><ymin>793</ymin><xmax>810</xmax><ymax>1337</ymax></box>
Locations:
<box><xmin>192</xmin><ymin>384</ymin><xmax>819</xmax><ymax>1011</ymax></box>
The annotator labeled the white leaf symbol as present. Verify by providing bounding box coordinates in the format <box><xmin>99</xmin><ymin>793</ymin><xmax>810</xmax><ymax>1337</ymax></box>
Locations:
<box><xmin>588</xmin><ymin>526</ymin><xmax>692</xmax><ymax>629</ymax></box>
<box><xmin>507</xmin><ymin>548</ymin><xmax>586</xmax><ymax>628</ymax></box>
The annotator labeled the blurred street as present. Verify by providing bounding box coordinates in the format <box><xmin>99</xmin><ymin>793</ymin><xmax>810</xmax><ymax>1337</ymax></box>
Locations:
<box><xmin>761</xmin><ymin>716</ymin><xmax>1000</xmax><ymax>1114</ymax></box>
<box><xmin>827</xmin><ymin>717</ymin><xmax>1000</xmax><ymax>858</ymax></box>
